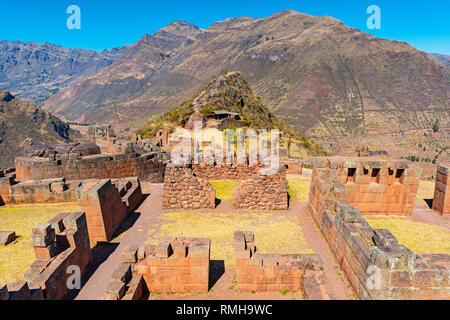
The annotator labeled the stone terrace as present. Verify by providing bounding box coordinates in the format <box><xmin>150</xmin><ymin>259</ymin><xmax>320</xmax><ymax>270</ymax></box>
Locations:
<box><xmin>307</xmin><ymin>157</ymin><xmax>449</xmax><ymax>299</ymax></box>
<box><xmin>1</xmin><ymin>152</ymin><xmax>449</xmax><ymax>300</ymax></box>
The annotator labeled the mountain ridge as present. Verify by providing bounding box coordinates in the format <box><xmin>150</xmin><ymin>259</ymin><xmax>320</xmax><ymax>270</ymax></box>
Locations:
<box><xmin>0</xmin><ymin>40</ymin><xmax>128</xmax><ymax>105</ymax></box>
<box><xmin>429</xmin><ymin>53</ymin><xmax>450</xmax><ymax>68</ymax></box>
<box><xmin>0</xmin><ymin>90</ymin><xmax>81</xmax><ymax>168</ymax></box>
<box><xmin>5</xmin><ymin>10</ymin><xmax>442</xmax><ymax>146</ymax></box>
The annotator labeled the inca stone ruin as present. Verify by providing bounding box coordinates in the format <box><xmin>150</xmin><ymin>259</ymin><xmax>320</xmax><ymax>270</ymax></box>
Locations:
<box><xmin>0</xmin><ymin>126</ymin><xmax>448</xmax><ymax>301</ymax></box>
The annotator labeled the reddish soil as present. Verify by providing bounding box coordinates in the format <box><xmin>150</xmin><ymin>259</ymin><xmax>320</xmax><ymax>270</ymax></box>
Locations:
<box><xmin>412</xmin><ymin>204</ymin><xmax>450</xmax><ymax>230</ymax></box>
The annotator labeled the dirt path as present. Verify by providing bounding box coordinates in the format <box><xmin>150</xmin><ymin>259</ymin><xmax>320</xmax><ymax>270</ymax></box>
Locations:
<box><xmin>292</xmin><ymin>202</ymin><xmax>354</xmax><ymax>300</ymax></box>
<box><xmin>75</xmin><ymin>183</ymin><xmax>164</xmax><ymax>300</ymax></box>
<box><xmin>412</xmin><ymin>204</ymin><xmax>450</xmax><ymax>230</ymax></box>
<box><xmin>75</xmin><ymin>183</ymin><xmax>354</xmax><ymax>300</ymax></box>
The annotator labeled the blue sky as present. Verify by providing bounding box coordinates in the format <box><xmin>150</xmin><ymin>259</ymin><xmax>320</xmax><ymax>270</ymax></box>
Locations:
<box><xmin>1</xmin><ymin>0</ymin><xmax>449</xmax><ymax>54</ymax></box>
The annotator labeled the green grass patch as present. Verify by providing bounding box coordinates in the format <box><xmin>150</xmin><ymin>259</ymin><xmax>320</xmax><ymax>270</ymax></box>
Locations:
<box><xmin>286</xmin><ymin>174</ymin><xmax>311</xmax><ymax>202</ymax></box>
<box><xmin>0</xmin><ymin>203</ymin><xmax>80</xmax><ymax>284</ymax></box>
<box><xmin>209</xmin><ymin>180</ymin><xmax>241</xmax><ymax>202</ymax></box>
<box><xmin>416</xmin><ymin>180</ymin><xmax>435</xmax><ymax>205</ymax></box>
<box><xmin>366</xmin><ymin>217</ymin><xmax>450</xmax><ymax>254</ymax></box>
<box><xmin>145</xmin><ymin>211</ymin><xmax>313</xmax><ymax>266</ymax></box>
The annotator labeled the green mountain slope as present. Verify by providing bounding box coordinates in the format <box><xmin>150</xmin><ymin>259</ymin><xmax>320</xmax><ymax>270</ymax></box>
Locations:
<box><xmin>139</xmin><ymin>71</ymin><xmax>327</xmax><ymax>156</ymax></box>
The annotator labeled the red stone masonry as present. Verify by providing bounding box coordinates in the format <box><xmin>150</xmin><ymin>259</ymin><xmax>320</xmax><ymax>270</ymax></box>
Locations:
<box><xmin>0</xmin><ymin>172</ymin><xmax>143</xmax><ymax>246</ymax></box>
<box><xmin>0</xmin><ymin>282</ymin><xmax>43</xmax><ymax>300</ymax></box>
<box><xmin>432</xmin><ymin>163</ymin><xmax>450</xmax><ymax>216</ymax></box>
<box><xmin>234</xmin><ymin>231</ymin><xmax>336</xmax><ymax>299</ymax></box>
<box><xmin>163</xmin><ymin>164</ymin><xmax>215</xmax><ymax>209</ymax></box>
<box><xmin>192</xmin><ymin>154</ymin><xmax>261</xmax><ymax>180</ymax></box>
<box><xmin>282</xmin><ymin>159</ymin><xmax>303</xmax><ymax>174</ymax></box>
<box><xmin>307</xmin><ymin>157</ymin><xmax>449</xmax><ymax>300</ymax></box>
<box><xmin>77</xmin><ymin>178</ymin><xmax>142</xmax><ymax>245</ymax></box>
<box><xmin>232</xmin><ymin>167</ymin><xmax>288</xmax><ymax>210</ymax></box>
<box><xmin>23</xmin><ymin>212</ymin><xmax>93</xmax><ymax>300</ymax></box>
<box><xmin>15</xmin><ymin>151</ymin><xmax>165</xmax><ymax>183</ymax></box>
<box><xmin>0</xmin><ymin>169</ymin><xmax>14</xmax><ymax>205</ymax></box>
<box><xmin>314</xmin><ymin>157</ymin><xmax>422</xmax><ymax>216</ymax></box>
<box><xmin>0</xmin><ymin>176</ymin><xmax>81</xmax><ymax>205</ymax></box>
<box><xmin>102</xmin><ymin>237</ymin><xmax>211</xmax><ymax>299</ymax></box>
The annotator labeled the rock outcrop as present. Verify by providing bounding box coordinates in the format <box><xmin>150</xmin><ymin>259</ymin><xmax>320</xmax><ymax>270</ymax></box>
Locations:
<box><xmin>0</xmin><ymin>91</ymin><xmax>82</xmax><ymax>168</ymax></box>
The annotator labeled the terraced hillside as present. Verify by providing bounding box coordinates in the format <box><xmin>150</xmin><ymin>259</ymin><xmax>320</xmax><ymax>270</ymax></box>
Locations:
<box><xmin>43</xmin><ymin>10</ymin><xmax>449</xmax><ymax>142</ymax></box>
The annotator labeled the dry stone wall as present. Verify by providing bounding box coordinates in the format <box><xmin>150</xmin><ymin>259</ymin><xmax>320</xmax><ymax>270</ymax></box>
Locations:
<box><xmin>232</xmin><ymin>167</ymin><xmax>288</xmax><ymax>210</ymax></box>
<box><xmin>163</xmin><ymin>164</ymin><xmax>215</xmax><ymax>209</ymax></box>
<box><xmin>23</xmin><ymin>212</ymin><xmax>92</xmax><ymax>300</ymax></box>
<box><xmin>15</xmin><ymin>151</ymin><xmax>165</xmax><ymax>183</ymax></box>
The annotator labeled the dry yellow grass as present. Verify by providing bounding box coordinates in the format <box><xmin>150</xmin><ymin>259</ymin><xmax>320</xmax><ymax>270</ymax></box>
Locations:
<box><xmin>0</xmin><ymin>203</ymin><xmax>80</xmax><ymax>284</ymax></box>
<box><xmin>286</xmin><ymin>173</ymin><xmax>311</xmax><ymax>202</ymax></box>
<box><xmin>416</xmin><ymin>180</ymin><xmax>435</xmax><ymax>205</ymax></box>
<box><xmin>146</xmin><ymin>211</ymin><xmax>313</xmax><ymax>266</ymax></box>
<box><xmin>209</xmin><ymin>180</ymin><xmax>241</xmax><ymax>202</ymax></box>
<box><xmin>366</xmin><ymin>217</ymin><xmax>450</xmax><ymax>254</ymax></box>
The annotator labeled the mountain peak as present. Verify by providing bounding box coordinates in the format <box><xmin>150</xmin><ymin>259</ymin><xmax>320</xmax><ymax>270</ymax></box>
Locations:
<box><xmin>43</xmin><ymin>9</ymin><xmax>449</xmax><ymax>151</ymax></box>
<box><xmin>274</xmin><ymin>9</ymin><xmax>299</xmax><ymax>15</ymax></box>
<box><xmin>0</xmin><ymin>90</ymin><xmax>14</xmax><ymax>102</ymax></box>
<box><xmin>0</xmin><ymin>91</ymin><xmax>81</xmax><ymax>167</ymax></box>
<box><xmin>139</xmin><ymin>70</ymin><xmax>327</xmax><ymax>155</ymax></box>
<box><xmin>155</xmin><ymin>20</ymin><xmax>202</xmax><ymax>38</ymax></box>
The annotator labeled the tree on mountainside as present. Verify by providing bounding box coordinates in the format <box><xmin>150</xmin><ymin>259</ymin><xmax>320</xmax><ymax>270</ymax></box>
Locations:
<box><xmin>432</xmin><ymin>119</ymin><xmax>440</xmax><ymax>133</ymax></box>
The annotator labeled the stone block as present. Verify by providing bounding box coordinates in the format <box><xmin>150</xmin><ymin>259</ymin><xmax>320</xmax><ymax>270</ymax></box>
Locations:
<box><xmin>189</xmin><ymin>245</ymin><xmax>210</xmax><ymax>258</ymax></box>
<box><xmin>155</xmin><ymin>242</ymin><xmax>172</xmax><ymax>258</ymax></box>
<box><xmin>111</xmin><ymin>263</ymin><xmax>132</xmax><ymax>283</ymax></box>
<box><xmin>31</xmin><ymin>228</ymin><xmax>55</xmax><ymax>247</ymax></box>
<box><xmin>137</xmin><ymin>246</ymin><xmax>147</xmax><ymax>261</ymax></box>
<box><xmin>34</xmin><ymin>241</ymin><xmax>59</xmax><ymax>259</ymax></box>
<box><xmin>173</xmin><ymin>244</ymin><xmax>187</xmax><ymax>258</ymax></box>
<box><xmin>0</xmin><ymin>231</ymin><xmax>16</xmax><ymax>245</ymax></box>
<box><xmin>370</xmin><ymin>245</ymin><xmax>416</xmax><ymax>269</ymax></box>
<box><xmin>336</xmin><ymin>202</ymin><xmax>363</xmax><ymax>223</ymax></box>
<box><xmin>32</xmin><ymin>223</ymin><xmax>52</xmax><ymax>236</ymax></box>
<box><xmin>373</xmin><ymin>229</ymin><xmax>398</xmax><ymax>247</ymax></box>
<box><xmin>121</xmin><ymin>246</ymin><xmax>138</xmax><ymax>263</ymax></box>
<box><xmin>104</xmin><ymin>280</ymin><xmax>126</xmax><ymax>299</ymax></box>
